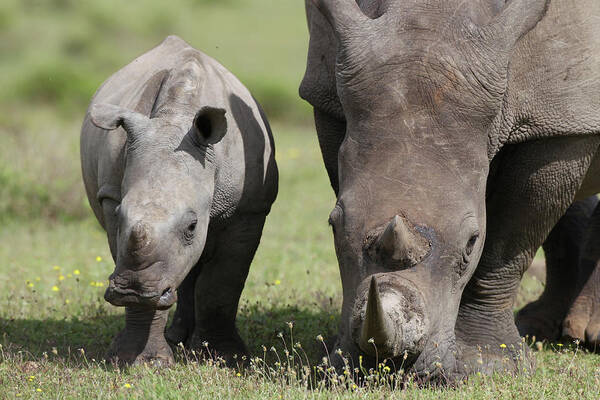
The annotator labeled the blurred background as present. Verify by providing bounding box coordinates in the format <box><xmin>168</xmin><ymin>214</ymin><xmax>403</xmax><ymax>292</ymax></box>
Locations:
<box><xmin>0</xmin><ymin>0</ymin><xmax>313</xmax><ymax>222</ymax></box>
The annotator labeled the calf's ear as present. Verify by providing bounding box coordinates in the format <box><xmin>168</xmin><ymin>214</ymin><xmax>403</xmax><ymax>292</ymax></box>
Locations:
<box><xmin>193</xmin><ymin>106</ymin><xmax>228</xmax><ymax>145</ymax></box>
<box><xmin>90</xmin><ymin>103</ymin><xmax>149</xmax><ymax>133</ymax></box>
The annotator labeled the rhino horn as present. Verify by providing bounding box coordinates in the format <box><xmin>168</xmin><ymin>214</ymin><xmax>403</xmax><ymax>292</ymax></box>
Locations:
<box><xmin>359</xmin><ymin>276</ymin><xmax>395</xmax><ymax>354</ymax></box>
<box><xmin>128</xmin><ymin>221</ymin><xmax>152</xmax><ymax>253</ymax></box>
<box><xmin>376</xmin><ymin>215</ymin><xmax>429</xmax><ymax>266</ymax></box>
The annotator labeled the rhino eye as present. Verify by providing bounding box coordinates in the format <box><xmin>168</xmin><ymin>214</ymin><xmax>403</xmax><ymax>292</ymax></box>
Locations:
<box><xmin>465</xmin><ymin>232</ymin><xmax>479</xmax><ymax>257</ymax></box>
<box><xmin>188</xmin><ymin>221</ymin><xmax>197</xmax><ymax>232</ymax></box>
<box><xmin>328</xmin><ymin>204</ymin><xmax>344</xmax><ymax>234</ymax></box>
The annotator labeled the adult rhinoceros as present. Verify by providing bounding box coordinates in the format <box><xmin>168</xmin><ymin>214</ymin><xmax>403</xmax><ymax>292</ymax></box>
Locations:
<box><xmin>300</xmin><ymin>0</ymin><xmax>600</xmax><ymax>378</ymax></box>
<box><xmin>81</xmin><ymin>35</ymin><xmax>278</xmax><ymax>365</ymax></box>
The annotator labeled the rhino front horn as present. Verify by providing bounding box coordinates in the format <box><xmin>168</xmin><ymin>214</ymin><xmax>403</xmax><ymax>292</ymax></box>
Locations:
<box><xmin>128</xmin><ymin>221</ymin><xmax>153</xmax><ymax>253</ymax></box>
<box><xmin>359</xmin><ymin>276</ymin><xmax>396</xmax><ymax>356</ymax></box>
<box><xmin>376</xmin><ymin>215</ymin><xmax>429</xmax><ymax>266</ymax></box>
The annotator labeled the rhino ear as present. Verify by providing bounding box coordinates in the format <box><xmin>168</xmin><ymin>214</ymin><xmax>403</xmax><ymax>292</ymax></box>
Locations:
<box><xmin>193</xmin><ymin>106</ymin><xmax>227</xmax><ymax>145</ymax></box>
<box><xmin>311</xmin><ymin>0</ymin><xmax>369</xmax><ymax>42</ymax></box>
<box><xmin>487</xmin><ymin>0</ymin><xmax>549</xmax><ymax>46</ymax></box>
<box><xmin>90</xmin><ymin>103</ymin><xmax>149</xmax><ymax>133</ymax></box>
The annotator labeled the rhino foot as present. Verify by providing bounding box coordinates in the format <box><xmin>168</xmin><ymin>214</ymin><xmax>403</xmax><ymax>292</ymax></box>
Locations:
<box><xmin>515</xmin><ymin>299</ymin><xmax>564</xmax><ymax>341</ymax></box>
<box><xmin>105</xmin><ymin>328</ymin><xmax>174</xmax><ymax>367</ymax></box>
<box><xmin>456</xmin><ymin>339</ymin><xmax>534</xmax><ymax>376</ymax></box>
<box><xmin>105</xmin><ymin>307</ymin><xmax>174</xmax><ymax>367</ymax></box>
<box><xmin>186</xmin><ymin>330</ymin><xmax>248</xmax><ymax>368</ymax></box>
<box><xmin>562</xmin><ymin>264</ymin><xmax>600</xmax><ymax>349</ymax></box>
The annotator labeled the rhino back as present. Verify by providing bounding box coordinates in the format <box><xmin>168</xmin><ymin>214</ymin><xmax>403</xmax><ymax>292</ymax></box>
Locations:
<box><xmin>494</xmin><ymin>0</ymin><xmax>600</xmax><ymax>150</ymax></box>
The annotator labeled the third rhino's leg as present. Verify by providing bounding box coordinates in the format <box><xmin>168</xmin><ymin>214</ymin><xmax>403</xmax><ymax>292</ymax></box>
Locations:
<box><xmin>314</xmin><ymin>108</ymin><xmax>346</xmax><ymax>195</ymax></box>
<box><xmin>186</xmin><ymin>213</ymin><xmax>266</xmax><ymax>367</ymax></box>
<box><xmin>456</xmin><ymin>137</ymin><xmax>600</xmax><ymax>374</ymax></box>
<box><xmin>516</xmin><ymin>197</ymin><xmax>598</xmax><ymax>341</ymax></box>
<box><xmin>563</xmin><ymin>201</ymin><xmax>600</xmax><ymax>347</ymax></box>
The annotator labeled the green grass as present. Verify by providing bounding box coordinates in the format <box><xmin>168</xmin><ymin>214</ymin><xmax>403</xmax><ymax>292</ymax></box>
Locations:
<box><xmin>1</xmin><ymin>127</ymin><xmax>599</xmax><ymax>399</ymax></box>
<box><xmin>0</xmin><ymin>1</ymin><xmax>599</xmax><ymax>398</ymax></box>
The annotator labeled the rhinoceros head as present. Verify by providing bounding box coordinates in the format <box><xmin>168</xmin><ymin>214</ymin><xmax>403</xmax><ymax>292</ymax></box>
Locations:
<box><xmin>90</xmin><ymin>102</ymin><xmax>227</xmax><ymax>309</ymax></box>
<box><xmin>313</xmin><ymin>0</ymin><xmax>548</xmax><ymax>371</ymax></box>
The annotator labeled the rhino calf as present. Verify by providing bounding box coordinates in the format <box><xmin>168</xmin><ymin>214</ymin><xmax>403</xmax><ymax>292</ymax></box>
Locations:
<box><xmin>80</xmin><ymin>36</ymin><xmax>278</xmax><ymax>365</ymax></box>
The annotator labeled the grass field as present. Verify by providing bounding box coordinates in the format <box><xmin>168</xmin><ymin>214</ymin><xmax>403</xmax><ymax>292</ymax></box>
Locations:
<box><xmin>0</xmin><ymin>1</ymin><xmax>599</xmax><ymax>399</ymax></box>
<box><xmin>1</xmin><ymin>125</ymin><xmax>599</xmax><ymax>399</ymax></box>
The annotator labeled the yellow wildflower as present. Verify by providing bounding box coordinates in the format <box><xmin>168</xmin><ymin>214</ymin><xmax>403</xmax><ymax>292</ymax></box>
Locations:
<box><xmin>36</xmin><ymin>388</ymin><xmax>42</xmax><ymax>392</ymax></box>
<box><xmin>236</xmin><ymin>372</ymin><xmax>241</xmax><ymax>377</ymax></box>
<box><xmin>500</xmin><ymin>343</ymin><xmax>507</xmax><ymax>348</ymax></box>
<box><xmin>67</xmin><ymin>273</ymin><xmax>72</xmax><ymax>278</ymax></box>
<box><xmin>58</xmin><ymin>275</ymin><xmax>65</xmax><ymax>281</ymax></box>
<box><xmin>274</xmin><ymin>279</ymin><xmax>281</xmax><ymax>285</ymax></box>
<box><xmin>65</xmin><ymin>299</ymin><xmax>70</xmax><ymax>305</ymax></box>
<box><xmin>90</xmin><ymin>281</ymin><xmax>96</xmax><ymax>287</ymax></box>
<box><xmin>96</xmin><ymin>256</ymin><xmax>102</xmax><ymax>262</ymax></box>
<box><xmin>53</xmin><ymin>266</ymin><xmax>60</xmax><ymax>271</ymax></box>
<box><xmin>123</xmin><ymin>383</ymin><xmax>132</xmax><ymax>388</ymax></box>
<box><xmin>51</xmin><ymin>286</ymin><xmax>59</xmax><ymax>292</ymax></box>
<box><xmin>35</xmin><ymin>277</ymin><xmax>41</xmax><ymax>282</ymax></box>
<box><xmin>73</xmin><ymin>269</ymin><xmax>80</xmax><ymax>275</ymax></box>
<box><xmin>26</xmin><ymin>281</ymin><xmax>34</xmax><ymax>288</ymax></box>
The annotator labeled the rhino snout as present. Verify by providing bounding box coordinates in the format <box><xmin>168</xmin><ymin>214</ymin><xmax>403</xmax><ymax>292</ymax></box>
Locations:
<box><xmin>105</xmin><ymin>274</ymin><xmax>177</xmax><ymax>309</ymax></box>
<box><xmin>352</xmin><ymin>275</ymin><xmax>429</xmax><ymax>361</ymax></box>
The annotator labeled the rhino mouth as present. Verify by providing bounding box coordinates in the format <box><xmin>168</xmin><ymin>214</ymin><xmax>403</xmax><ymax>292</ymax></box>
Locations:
<box><xmin>104</xmin><ymin>285</ymin><xmax>177</xmax><ymax>309</ymax></box>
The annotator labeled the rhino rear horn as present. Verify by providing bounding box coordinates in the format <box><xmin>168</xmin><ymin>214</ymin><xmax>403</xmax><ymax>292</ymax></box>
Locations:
<box><xmin>376</xmin><ymin>215</ymin><xmax>429</xmax><ymax>266</ymax></box>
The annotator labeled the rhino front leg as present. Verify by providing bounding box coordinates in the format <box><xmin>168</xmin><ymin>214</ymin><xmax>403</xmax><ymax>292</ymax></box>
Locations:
<box><xmin>186</xmin><ymin>213</ymin><xmax>266</xmax><ymax>367</ymax></box>
<box><xmin>563</xmin><ymin>201</ymin><xmax>600</xmax><ymax>348</ymax></box>
<box><xmin>165</xmin><ymin>264</ymin><xmax>201</xmax><ymax>347</ymax></box>
<box><xmin>106</xmin><ymin>306</ymin><xmax>174</xmax><ymax>366</ymax></box>
<box><xmin>456</xmin><ymin>137</ymin><xmax>599</xmax><ymax>375</ymax></box>
<box><xmin>516</xmin><ymin>197</ymin><xmax>598</xmax><ymax>341</ymax></box>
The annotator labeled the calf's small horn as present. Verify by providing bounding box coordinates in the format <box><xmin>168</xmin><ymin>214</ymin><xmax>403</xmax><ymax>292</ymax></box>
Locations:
<box><xmin>128</xmin><ymin>222</ymin><xmax>152</xmax><ymax>253</ymax></box>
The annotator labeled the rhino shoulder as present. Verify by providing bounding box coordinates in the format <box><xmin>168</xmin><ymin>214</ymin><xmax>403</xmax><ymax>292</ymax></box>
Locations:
<box><xmin>494</xmin><ymin>0</ymin><xmax>600</xmax><ymax>150</ymax></box>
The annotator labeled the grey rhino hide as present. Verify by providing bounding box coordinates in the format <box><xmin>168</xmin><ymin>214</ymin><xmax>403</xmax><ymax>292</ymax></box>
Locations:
<box><xmin>301</xmin><ymin>0</ymin><xmax>600</xmax><ymax>380</ymax></box>
<box><xmin>80</xmin><ymin>35</ymin><xmax>278</xmax><ymax>366</ymax></box>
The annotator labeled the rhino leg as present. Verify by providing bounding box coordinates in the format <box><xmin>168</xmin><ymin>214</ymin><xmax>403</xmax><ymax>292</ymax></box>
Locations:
<box><xmin>456</xmin><ymin>137</ymin><xmax>599</xmax><ymax>375</ymax></box>
<box><xmin>165</xmin><ymin>263</ymin><xmax>201</xmax><ymax>347</ymax></box>
<box><xmin>516</xmin><ymin>197</ymin><xmax>598</xmax><ymax>341</ymax></box>
<box><xmin>105</xmin><ymin>306</ymin><xmax>173</xmax><ymax>366</ymax></box>
<box><xmin>562</xmin><ymin>202</ymin><xmax>600</xmax><ymax>349</ymax></box>
<box><xmin>186</xmin><ymin>213</ymin><xmax>266</xmax><ymax>367</ymax></box>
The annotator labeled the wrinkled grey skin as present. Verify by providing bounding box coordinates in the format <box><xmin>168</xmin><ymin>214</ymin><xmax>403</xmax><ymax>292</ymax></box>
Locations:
<box><xmin>81</xmin><ymin>36</ymin><xmax>278</xmax><ymax>366</ymax></box>
<box><xmin>300</xmin><ymin>0</ymin><xmax>600</xmax><ymax>379</ymax></box>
